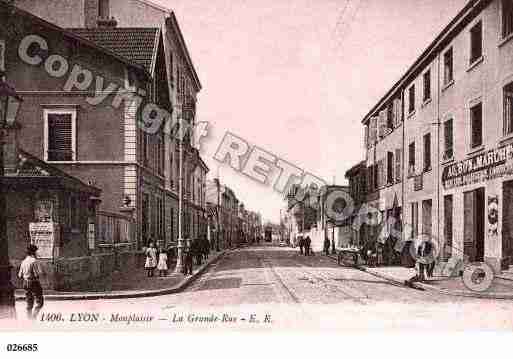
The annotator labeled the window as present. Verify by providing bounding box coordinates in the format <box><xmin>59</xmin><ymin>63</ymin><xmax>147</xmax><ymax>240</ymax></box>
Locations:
<box><xmin>387</xmin><ymin>151</ymin><xmax>394</xmax><ymax>185</ymax></box>
<box><xmin>444</xmin><ymin>48</ymin><xmax>453</xmax><ymax>85</ymax></box>
<box><xmin>444</xmin><ymin>119</ymin><xmax>454</xmax><ymax>159</ymax></box>
<box><xmin>423</xmin><ymin>133</ymin><xmax>431</xmax><ymax>171</ymax></box>
<box><xmin>0</xmin><ymin>40</ymin><xmax>5</xmax><ymax>73</ymax></box>
<box><xmin>395</xmin><ymin>148</ymin><xmax>402</xmax><ymax>183</ymax></box>
<box><xmin>408</xmin><ymin>142</ymin><xmax>416</xmax><ymax>175</ymax></box>
<box><xmin>502</xmin><ymin>0</ymin><xmax>513</xmax><ymax>38</ymax></box>
<box><xmin>504</xmin><ymin>82</ymin><xmax>513</xmax><ymax>135</ymax></box>
<box><xmin>408</xmin><ymin>85</ymin><xmax>415</xmax><ymax>113</ymax></box>
<box><xmin>443</xmin><ymin>195</ymin><xmax>453</xmax><ymax>260</ymax></box>
<box><xmin>98</xmin><ymin>0</ymin><xmax>110</xmax><ymax>18</ymax></box>
<box><xmin>157</xmin><ymin>135</ymin><xmax>164</xmax><ymax>176</ymax></box>
<box><xmin>141</xmin><ymin>132</ymin><xmax>149</xmax><ymax>166</ymax></box>
<box><xmin>423</xmin><ymin>70</ymin><xmax>431</xmax><ymax>102</ymax></box>
<box><xmin>387</xmin><ymin>103</ymin><xmax>394</xmax><ymax>129</ymax></box>
<box><xmin>470</xmin><ymin>102</ymin><xmax>483</xmax><ymax>148</ymax></box>
<box><xmin>169</xmin><ymin>52</ymin><xmax>174</xmax><ymax>84</ymax></box>
<box><xmin>44</xmin><ymin>109</ymin><xmax>76</xmax><ymax>161</ymax></box>
<box><xmin>124</xmin><ymin>68</ymin><xmax>136</xmax><ymax>91</ymax></box>
<box><xmin>470</xmin><ymin>21</ymin><xmax>483</xmax><ymax>64</ymax></box>
<box><xmin>411</xmin><ymin>202</ymin><xmax>419</xmax><ymax>239</ymax></box>
<box><xmin>70</xmin><ymin>196</ymin><xmax>78</xmax><ymax>229</ymax></box>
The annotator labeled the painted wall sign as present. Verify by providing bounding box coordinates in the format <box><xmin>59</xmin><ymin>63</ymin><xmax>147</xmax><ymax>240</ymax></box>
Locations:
<box><xmin>442</xmin><ymin>143</ymin><xmax>513</xmax><ymax>189</ymax></box>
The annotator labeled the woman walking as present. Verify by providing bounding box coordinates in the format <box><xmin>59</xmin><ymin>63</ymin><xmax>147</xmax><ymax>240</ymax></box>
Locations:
<box><xmin>145</xmin><ymin>241</ymin><xmax>157</xmax><ymax>277</ymax></box>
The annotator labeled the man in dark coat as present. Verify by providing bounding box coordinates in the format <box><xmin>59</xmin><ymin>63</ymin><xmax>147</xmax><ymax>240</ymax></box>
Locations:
<box><xmin>298</xmin><ymin>236</ymin><xmax>304</xmax><ymax>255</ymax></box>
<box><xmin>324</xmin><ymin>236</ymin><xmax>330</xmax><ymax>256</ymax></box>
<box><xmin>305</xmin><ymin>236</ymin><xmax>311</xmax><ymax>256</ymax></box>
<box><xmin>184</xmin><ymin>240</ymin><xmax>194</xmax><ymax>275</ymax></box>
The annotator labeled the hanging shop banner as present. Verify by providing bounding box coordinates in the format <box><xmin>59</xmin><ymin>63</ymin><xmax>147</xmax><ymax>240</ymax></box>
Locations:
<box><xmin>442</xmin><ymin>143</ymin><xmax>513</xmax><ymax>189</ymax></box>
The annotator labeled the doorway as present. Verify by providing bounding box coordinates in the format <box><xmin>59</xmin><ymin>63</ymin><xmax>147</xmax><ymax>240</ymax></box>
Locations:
<box><xmin>502</xmin><ymin>181</ymin><xmax>513</xmax><ymax>267</ymax></box>
<box><xmin>463</xmin><ymin>187</ymin><xmax>485</xmax><ymax>262</ymax></box>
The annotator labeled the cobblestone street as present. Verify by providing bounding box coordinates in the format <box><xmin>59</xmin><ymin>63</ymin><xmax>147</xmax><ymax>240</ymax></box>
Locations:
<box><xmin>11</xmin><ymin>245</ymin><xmax>513</xmax><ymax>330</ymax></box>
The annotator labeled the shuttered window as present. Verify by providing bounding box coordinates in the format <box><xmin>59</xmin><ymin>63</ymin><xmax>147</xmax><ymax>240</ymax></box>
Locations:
<box><xmin>395</xmin><ymin>149</ymin><xmax>402</xmax><ymax>183</ymax></box>
<box><xmin>503</xmin><ymin>0</ymin><xmax>513</xmax><ymax>38</ymax></box>
<box><xmin>444</xmin><ymin>119</ymin><xmax>454</xmax><ymax>159</ymax></box>
<box><xmin>504</xmin><ymin>83</ymin><xmax>513</xmax><ymax>135</ymax></box>
<box><xmin>45</xmin><ymin>110</ymin><xmax>76</xmax><ymax>161</ymax></box>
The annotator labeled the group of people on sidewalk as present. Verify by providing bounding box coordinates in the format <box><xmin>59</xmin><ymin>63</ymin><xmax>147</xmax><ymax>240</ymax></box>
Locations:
<box><xmin>144</xmin><ymin>237</ymin><xmax>211</xmax><ymax>277</ymax></box>
<box><xmin>297</xmin><ymin>236</ymin><xmax>312</xmax><ymax>256</ymax></box>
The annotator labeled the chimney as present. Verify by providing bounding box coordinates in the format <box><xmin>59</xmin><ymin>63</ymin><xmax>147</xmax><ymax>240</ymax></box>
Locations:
<box><xmin>84</xmin><ymin>0</ymin><xmax>100</xmax><ymax>28</ymax></box>
<box><xmin>2</xmin><ymin>123</ymin><xmax>21</xmax><ymax>175</ymax></box>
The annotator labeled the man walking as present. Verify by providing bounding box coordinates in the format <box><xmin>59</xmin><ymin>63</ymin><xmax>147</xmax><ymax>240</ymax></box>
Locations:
<box><xmin>184</xmin><ymin>239</ymin><xmax>194</xmax><ymax>275</ymax></box>
<box><xmin>305</xmin><ymin>236</ymin><xmax>311</xmax><ymax>256</ymax></box>
<box><xmin>298</xmin><ymin>236</ymin><xmax>304</xmax><ymax>255</ymax></box>
<box><xmin>324</xmin><ymin>236</ymin><xmax>330</xmax><ymax>256</ymax></box>
<box><xmin>18</xmin><ymin>245</ymin><xmax>44</xmax><ymax>320</ymax></box>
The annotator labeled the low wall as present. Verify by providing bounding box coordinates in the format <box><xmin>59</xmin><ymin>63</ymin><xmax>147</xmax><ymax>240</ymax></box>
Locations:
<box><xmin>11</xmin><ymin>250</ymin><xmax>141</xmax><ymax>291</ymax></box>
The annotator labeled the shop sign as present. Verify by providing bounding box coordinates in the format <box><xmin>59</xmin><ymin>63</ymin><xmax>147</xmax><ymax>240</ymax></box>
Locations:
<box><xmin>442</xmin><ymin>143</ymin><xmax>513</xmax><ymax>189</ymax></box>
<box><xmin>29</xmin><ymin>222</ymin><xmax>60</xmax><ymax>259</ymax></box>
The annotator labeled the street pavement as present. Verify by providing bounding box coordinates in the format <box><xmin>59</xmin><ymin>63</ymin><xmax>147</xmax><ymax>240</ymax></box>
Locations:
<box><xmin>9</xmin><ymin>245</ymin><xmax>513</xmax><ymax>330</ymax></box>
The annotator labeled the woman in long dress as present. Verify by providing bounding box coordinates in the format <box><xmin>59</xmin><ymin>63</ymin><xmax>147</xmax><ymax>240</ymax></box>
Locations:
<box><xmin>157</xmin><ymin>245</ymin><xmax>168</xmax><ymax>276</ymax></box>
<box><xmin>145</xmin><ymin>242</ymin><xmax>157</xmax><ymax>277</ymax></box>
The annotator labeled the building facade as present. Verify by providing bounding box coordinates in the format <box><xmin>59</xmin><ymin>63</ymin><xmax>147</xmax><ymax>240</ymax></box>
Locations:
<box><xmin>15</xmin><ymin>0</ymin><xmax>209</xmax><ymax>248</ymax></box>
<box><xmin>357</xmin><ymin>0</ymin><xmax>513</xmax><ymax>273</ymax></box>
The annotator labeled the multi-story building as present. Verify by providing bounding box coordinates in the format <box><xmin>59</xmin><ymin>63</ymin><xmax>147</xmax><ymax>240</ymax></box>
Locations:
<box><xmin>1</xmin><ymin>3</ymin><xmax>160</xmax><ymax>288</ymax></box>
<box><xmin>357</xmin><ymin>0</ymin><xmax>513</xmax><ymax>273</ymax></box>
<box><xmin>15</xmin><ymin>0</ymin><xmax>209</xmax><ymax>247</ymax></box>
<box><xmin>345</xmin><ymin>161</ymin><xmax>367</xmax><ymax>247</ymax></box>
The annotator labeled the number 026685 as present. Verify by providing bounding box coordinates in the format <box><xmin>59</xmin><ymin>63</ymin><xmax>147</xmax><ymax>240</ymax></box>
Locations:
<box><xmin>6</xmin><ymin>344</ymin><xmax>39</xmax><ymax>352</ymax></box>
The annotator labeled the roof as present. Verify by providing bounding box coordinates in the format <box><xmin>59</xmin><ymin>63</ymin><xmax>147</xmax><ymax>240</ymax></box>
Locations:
<box><xmin>361</xmin><ymin>0</ymin><xmax>489</xmax><ymax>125</ymax></box>
<box><xmin>68</xmin><ymin>27</ymin><xmax>160</xmax><ymax>73</ymax></box>
<box><xmin>4</xmin><ymin>149</ymin><xmax>101</xmax><ymax>195</ymax></box>
<box><xmin>2</xmin><ymin>2</ymin><xmax>150</xmax><ymax>79</ymax></box>
<box><xmin>345</xmin><ymin>160</ymin><xmax>367</xmax><ymax>177</ymax></box>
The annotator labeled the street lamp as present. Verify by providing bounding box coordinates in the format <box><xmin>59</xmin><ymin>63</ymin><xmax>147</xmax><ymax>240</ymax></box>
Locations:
<box><xmin>0</xmin><ymin>73</ymin><xmax>23</xmax><ymax>319</ymax></box>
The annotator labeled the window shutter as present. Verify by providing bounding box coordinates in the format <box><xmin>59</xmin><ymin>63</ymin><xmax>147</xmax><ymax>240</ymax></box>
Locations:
<box><xmin>364</xmin><ymin>125</ymin><xmax>369</xmax><ymax>148</ymax></box>
<box><xmin>48</xmin><ymin>113</ymin><xmax>73</xmax><ymax>161</ymax></box>
<box><xmin>395</xmin><ymin>149</ymin><xmax>402</xmax><ymax>182</ymax></box>
<box><xmin>394</xmin><ymin>98</ymin><xmax>402</xmax><ymax>127</ymax></box>
<box><xmin>505</xmin><ymin>90</ymin><xmax>513</xmax><ymax>135</ymax></box>
<box><xmin>370</xmin><ymin>116</ymin><xmax>378</xmax><ymax>144</ymax></box>
<box><xmin>378</xmin><ymin>110</ymin><xmax>386</xmax><ymax>138</ymax></box>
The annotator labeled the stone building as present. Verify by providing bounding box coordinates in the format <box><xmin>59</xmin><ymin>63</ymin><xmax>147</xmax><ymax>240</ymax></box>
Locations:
<box><xmin>357</xmin><ymin>0</ymin><xmax>513</xmax><ymax>273</ymax></box>
<box><xmin>15</xmin><ymin>0</ymin><xmax>209</xmax><ymax>247</ymax></box>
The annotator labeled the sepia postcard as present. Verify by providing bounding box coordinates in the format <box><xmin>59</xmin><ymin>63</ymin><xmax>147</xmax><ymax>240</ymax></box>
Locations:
<box><xmin>1</xmin><ymin>0</ymin><xmax>513</xmax><ymax>355</ymax></box>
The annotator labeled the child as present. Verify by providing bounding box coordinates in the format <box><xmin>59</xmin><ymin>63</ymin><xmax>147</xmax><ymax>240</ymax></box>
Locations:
<box><xmin>157</xmin><ymin>246</ymin><xmax>168</xmax><ymax>276</ymax></box>
<box><xmin>145</xmin><ymin>242</ymin><xmax>157</xmax><ymax>277</ymax></box>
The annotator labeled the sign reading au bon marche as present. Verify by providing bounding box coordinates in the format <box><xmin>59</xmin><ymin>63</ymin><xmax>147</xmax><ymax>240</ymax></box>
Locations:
<box><xmin>442</xmin><ymin>143</ymin><xmax>513</xmax><ymax>189</ymax></box>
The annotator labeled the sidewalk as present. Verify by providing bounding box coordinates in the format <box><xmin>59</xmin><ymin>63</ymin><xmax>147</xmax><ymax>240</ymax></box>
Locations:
<box><xmin>14</xmin><ymin>250</ymin><xmax>226</xmax><ymax>301</ymax></box>
<box><xmin>327</xmin><ymin>253</ymin><xmax>513</xmax><ymax>299</ymax></box>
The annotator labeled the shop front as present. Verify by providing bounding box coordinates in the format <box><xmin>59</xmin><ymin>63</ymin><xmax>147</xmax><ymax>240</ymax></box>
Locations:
<box><xmin>442</xmin><ymin>143</ymin><xmax>513</xmax><ymax>273</ymax></box>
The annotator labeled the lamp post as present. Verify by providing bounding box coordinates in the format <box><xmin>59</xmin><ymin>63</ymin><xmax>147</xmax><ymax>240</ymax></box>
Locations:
<box><xmin>0</xmin><ymin>73</ymin><xmax>22</xmax><ymax>319</ymax></box>
<box><xmin>174</xmin><ymin>109</ymin><xmax>185</xmax><ymax>274</ymax></box>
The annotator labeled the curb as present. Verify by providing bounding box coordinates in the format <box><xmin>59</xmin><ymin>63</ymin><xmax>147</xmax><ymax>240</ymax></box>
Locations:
<box><xmin>327</xmin><ymin>253</ymin><xmax>513</xmax><ymax>299</ymax></box>
<box><xmin>15</xmin><ymin>251</ymin><xmax>226</xmax><ymax>302</ymax></box>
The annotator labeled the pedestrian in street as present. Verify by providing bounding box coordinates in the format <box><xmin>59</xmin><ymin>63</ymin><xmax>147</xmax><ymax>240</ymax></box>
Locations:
<box><xmin>157</xmin><ymin>245</ymin><xmax>168</xmax><ymax>277</ymax></box>
<box><xmin>202</xmin><ymin>235</ymin><xmax>210</xmax><ymax>261</ymax></box>
<box><xmin>144</xmin><ymin>241</ymin><xmax>157</xmax><ymax>277</ymax></box>
<box><xmin>324</xmin><ymin>236</ymin><xmax>330</xmax><ymax>256</ymax></box>
<box><xmin>305</xmin><ymin>236</ymin><xmax>311</xmax><ymax>256</ymax></box>
<box><xmin>298</xmin><ymin>236</ymin><xmax>304</xmax><ymax>255</ymax></box>
<box><xmin>415</xmin><ymin>241</ymin><xmax>428</xmax><ymax>282</ymax></box>
<box><xmin>185</xmin><ymin>239</ymin><xmax>194</xmax><ymax>275</ymax></box>
<box><xmin>18</xmin><ymin>244</ymin><xmax>44</xmax><ymax>320</ymax></box>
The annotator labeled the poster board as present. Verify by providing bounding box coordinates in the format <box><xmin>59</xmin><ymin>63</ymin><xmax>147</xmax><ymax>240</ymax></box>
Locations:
<box><xmin>29</xmin><ymin>222</ymin><xmax>60</xmax><ymax>259</ymax></box>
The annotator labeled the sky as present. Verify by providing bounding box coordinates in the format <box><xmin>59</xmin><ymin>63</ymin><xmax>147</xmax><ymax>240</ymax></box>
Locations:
<box><xmin>155</xmin><ymin>0</ymin><xmax>468</xmax><ymax>222</ymax></box>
